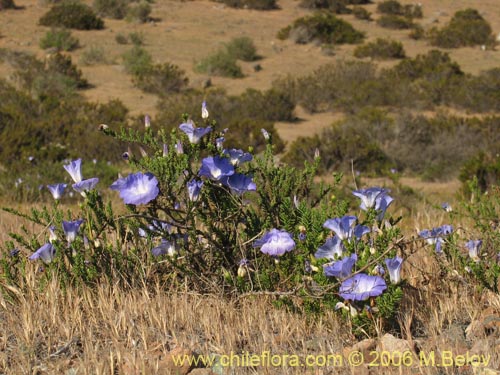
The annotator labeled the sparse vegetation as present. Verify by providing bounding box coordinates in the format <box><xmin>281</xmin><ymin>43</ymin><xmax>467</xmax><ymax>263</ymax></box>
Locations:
<box><xmin>225</xmin><ymin>36</ymin><xmax>258</xmax><ymax>62</ymax></box>
<box><xmin>39</xmin><ymin>28</ymin><xmax>79</xmax><ymax>51</ymax></box>
<box><xmin>121</xmin><ymin>45</ymin><xmax>153</xmax><ymax>76</ymax></box>
<box><xmin>39</xmin><ymin>1</ymin><xmax>105</xmax><ymax>30</ymax></box>
<box><xmin>80</xmin><ymin>45</ymin><xmax>108</xmax><ymax>65</ymax></box>
<box><xmin>133</xmin><ymin>63</ymin><xmax>189</xmax><ymax>95</ymax></box>
<box><xmin>352</xmin><ymin>6</ymin><xmax>371</xmax><ymax>20</ymax></box>
<box><xmin>195</xmin><ymin>50</ymin><xmax>243</xmax><ymax>78</ymax></box>
<box><xmin>0</xmin><ymin>0</ymin><xmax>16</xmax><ymax>10</ymax></box>
<box><xmin>377</xmin><ymin>0</ymin><xmax>422</xmax><ymax>18</ymax></box>
<box><xmin>376</xmin><ymin>14</ymin><xmax>414</xmax><ymax>29</ymax></box>
<box><xmin>354</xmin><ymin>38</ymin><xmax>405</xmax><ymax>59</ymax></box>
<box><xmin>299</xmin><ymin>0</ymin><xmax>351</xmax><ymax>14</ymax></box>
<box><xmin>214</xmin><ymin>0</ymin><xmax>277</xmax><ymax>10</ymax></box>
<box><xmin>126</xmin><ymin>1</ymin><xmax>151</xmax><ymax>23</ymax></box>
<box><xmin>93</xmin><ymin>0</ymin><xmax>128</xmax><ymax>19</ymax></box>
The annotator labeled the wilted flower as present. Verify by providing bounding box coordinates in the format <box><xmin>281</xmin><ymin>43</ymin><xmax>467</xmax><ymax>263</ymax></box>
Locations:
<box><xmin>187</xmin><ymin>179</ymin><xmax>203</xmax><ymax>202</ymax></box>
<box><xmin>353</xmin><ymin>187</ymin><xmax>388</xmax><ymax>210</ymax></box>
<box><xmin>175</xmin><ymin>140</ymin><xmax>184</xmax><ymax>154</ymax></box>
<box><xmin>49</xmin><ymin>225</ymin><xmax>58</xmax><ymax>243</ymax></box>
<box><xmin>122</xmin><ymin>152</ymin><xmax>130</xmax><ymax>160</ymax></box>
<box><xmin>64</xmin><ymin>159</ymin><xmax>82</xmax><ymax>184</ymax></box>
<box><xmin>216</xmin><ymin>137</ymin><xmax>225</xmax><ymax>150</ymax></box>
<box><xmin>293</xmin><ymin>195</ymin><xmax>300</xmax><ymax>209</ymax></box>
<box><xmin>373</xmin><ymin>264</ymin><xmax>385</xmax><ymax>276</ymax></box>
<box><xmin>47</xmin><ymin>183</ymin><xmax>67</xmax><ymax>200</ymax></box>
<box><xmin>441</xmin><ymin>202</ymin><xmax>452</xmax><ymax>212</ymax></box>
<box><xmin>261</xmin><ymin>128</ymin><xmax>270</xmax><ymax>140</ymax></box>
<box><xmin>163</xmin><ymin>144</ymin><xmax>169</xmax><ymax>157</ymax></box>
<box><xmin>110</xmin><ymin>172</ymin><xmax>159</xmax><ymax>205</ymax></box>
<box><xmin>145</xmin><ymin>114</ymin><xmax>151</xmax><ymax>129</ymax></box>
<box><xmin>385</xmin><ymin>256</ymin><xmax>403</xmax><ymax>284</ymax></box>
<box><xmin>179</xmin><ymin>120</ymin><xmax>212</xmax><ymax>144</ymax></box>
<box><xmin>199</xmin><ymin>156</ymin><xmax>234</xmax><ymax>180</ymax></box>
<box><xmin>72</xmin><ymin>178</ymin><xmax>99</xmax><ymax>197</ymax></box>
<box><xmin>223</xmin><ymin>149</ymin><xmax>253</xmax><ymax>166</ymax></box>
<box><xmin>253</xmin><ymin>229</ymin><xmax>295</xmax><ymax>257</ymax></box>
<box><xmin>220</xmin><ymin>173</ymin><xmax>256</xmax><ymax>195</ymax></box>
<box><xmin>10</xmin><ymin>248</ymin><xmax>20</xmax><ymax>257</ymax></box>
<box><xmin>29</xmin><ymin>243</ymin><xmax>56</xmax><ymax>264</ymax></box>
<box><xmin>465</xmin><ymin>240</ymin><xmax>482</xmax><ymax>260</ymax></box>
<box><xmin>62</xmin><ymin>219</ymin><xmax>84</xmax><ymax>244</ymax></box>
<box><xmin>339</xmin><ymin>273</ymin><xmax>387</xmax><ymax>301</ymax></box>
<box><xmin>323</xmin><ymin>254</ymin><xmax>357</xmax><ymax>279</ymax></box>
<box><xmin>323</xmin><ymin>216</ymin><xmax>357</xmax><ymax>241</ymax></box>
<box><xmin>315</xmin><ymin>236</ymin><xmax>344</xmax><ymax>260</ymax></box>
<box><xmin>238</xmin><ymin>258</ymin><xmax>249</xmax><ymax>277</ymax></box>
<box><xmin>151</xmin><ymin>239</ymin><xmax>178</xmax><ymax>257</ymax></box>
<box><xmin>201</xmin><ymin>101</ymin><xmax>209</xmax><ymax>119</ymax></box>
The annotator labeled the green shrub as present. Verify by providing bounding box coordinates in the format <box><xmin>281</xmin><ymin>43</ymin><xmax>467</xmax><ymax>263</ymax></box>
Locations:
<box><xmin>126</xmin><ymin>1</ymin><xmax>151</xmax><ymax>23</ymax></box>
<box><xmin>352</xmin><ymin>6</ymin><xmax>371</xmax><ymax>20</ymax></box>
<box><xmin>377</xmin><ymin>0</ymin><xmax>421</xmax><ymax>18</ymax></box>
<box><xmin>195</xmin><ymin>50</ymin><xmax>243</xmax><ymax>78</ymax></box>
<box><xmin>299</xmin><ymin>0</ymin><xmax>351</xmax><ymax>14</ymax></box>
<box><xmin>376</xmin><ymin>14</ymin><xmax>414</xmax><ymax>29</ymax></box>
<box><xmin>409</xmin><ymin>24</ymin><xmax>424</xmax><ymax>39</ymax></box>
<box><xmin>93</xmin><ymin>0</ymin><xmax>128</xmax><ymax>19</ymax></box>
<box><xmin>278</xmin><ymin>12</ymin><xmax>365</xmax><ymax>44</ymax></box>
<box><xmin>80</xmin><ymin>45</ymin><xmax>108</xmax><ymax>65</ymax></box>
<box><xmin>39</xmin><ymin>28</ymin><xmax>79</xmax><ymax>51</ymax></box>
<box><xmin>39</xmin><ymin>1</ymin><xmax>105</xmax><ymax>30</ymax></box>
<box><xmin>429</xmin><ymin>8</ymin><xmax>493</xmax><ymax>48</ymax></box>
<box><xmin>460</xmin><ymin>152</ymin><xmax>500</xmax><ymax>194</ymax></box>
<box><xmin>0</xmin><ymin>0</ymin><xmax>16</xmax><ymax>10</ymax></box>
<box><xmin>214</xmin><ymin>0</ymin><xmax>277</xmax><ymax>10</ymax></box>
<box><xmin>129</xmin><ymin>31</ymin><xmax>145</xmax><ymax>45</ymax></box>
<box><xmin>45</xmin><ymin>53</ymin><xmax>88</xmax><ymax>88</ymax></box>
<box><xmin>122</xmin><ymin>45</ymin><xmax>153</xmax><ymax>76</ymax></box>
<box><xmin>354</xmin><ymin>38</ymin><xmax>405</xmax><ymax>59</ymax></box>
<box><xmin>225</xmin><ymin>37</ymin><xmax>258</xmax><ymax>62</ymax></box>
<box><xmin>452</xmin><ymin>68</ymin><xmax>500</xmax><ymax>112</ymax></box>
<box><xmin>133</xmin><ymin>63</ymin><xmax>188</xmax><ymax>95</ymax></box>
<box><xmin>115</xmin><ymin>33</ymin><xmax>128</xmax><ymax>44</ymax></box>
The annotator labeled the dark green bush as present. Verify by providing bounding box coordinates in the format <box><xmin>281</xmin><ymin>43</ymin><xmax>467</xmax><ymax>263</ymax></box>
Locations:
<box><xmin>377</xmin><ymin>0</ymin><xmax>422</xmax><ymax>18</ymax></box>
<box><xmin>299</xmin><ymin>0</ymin><xmax>351</xmax><ymax>14</ymax></box>
<box><xmin>195</xmin><ymin>50</ymin><xmax>243</xmax><ymax>78</ymax></box>
<box><xmin>122</xmin><ymin>45</ymin><xmax>153</xmax><ymax>76</ymax></box>
<box><xmin>376</xmin><ymin>14</ymin><xmax>414</xmax><ymax>29</ymax></box>
<box><xmin>39</xmin><ymin>28</ymin><xmax>79</xmax><ymax>51</ymax></box>
<box><xmin>126</xmin><ymin>1</ymin><xmax>151</xmax><ymax>23</ymax></box>
<box><xmin>93</xmin><ymin>0</ymin><xmax>128</xmax><ymax>19</ymax></box>
<box><xmin>354</xmin><ymin>38</ymin><xmax>405</xmax><ymax>59</ymax></box>
<box><xmin>213</xmin><ymin>0</ymin><xmax>277</xmax><ymax>10</ymax></box>
<box><xmin>460</xmin><ymin>152</ymin><xmax>500</xmax><ymax>194</ymax></box>
<box><xmin>225</xmin><ymin>37</ymin><xmax>258</xmax><ymax>62</ymax></box>
<box><xmin>39</xmin><ymin>1</ymin><xmax>105</xmax><ymax>30</ymax></box>
<box><xmin>115</xmin><ymin>33</ymin><xmax>128</xmax><ymax>44</ymax></box>
<box><xmin>129</xmin><ymin>31</ymin><xmax>145</xmax><ymax>45</ymax></box>
<box><xmin>429</xmin><ymin>8</ymin><xmax>493</xmax><ymax>48</ymax></box>
<box><xmin>0</xmin><ymin>0</ymin><xmax>15</xmax><ymax>10</ymax></box>
<box><xmin>451</xmin><ymin>68</ymin><xmax>500</xmax><ymax>112</ymax></box>
<box><xmin>133</xmin><ymin>63</ymin><xmax>189</xmax><ymax>95</ymax></box>
<box><xmin>278</xmin><ymin>12</ymin><xmax>365</xmax><ymax>44</ymax></box>
<box><xmin>352</xmin><ymin>6</ymin><xmax>371</xmax><ymax>20</ymax></box>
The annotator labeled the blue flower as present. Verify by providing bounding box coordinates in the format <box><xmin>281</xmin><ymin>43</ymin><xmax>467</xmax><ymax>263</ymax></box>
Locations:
<box><xmin>179</xmin><ymin>120</ymin><xmax>212</xmax><ymax>144</ymax></box>
<box><xmin>151</xmin><ymin>239</ymin><xmax>178</xmax><ymax>257</ymax></box>
<box><xmin>201</xmin><ymin>101</ymin><xmax>209</xmax><ymax>119</ymax></box>
<box><xmin>199</xmin><ymin>156</ymin><xmax>234</xmax><ymax>180</ymax></box>
<box><xmin>353</xmin><ymin>187</ymin><xmax>388</xmax><ymax>210</ymax></box>
<box><xmin>223</xmin><ymin>149</ymin><xmax>253</xmax><ymax>166</ymax></box>
<box><xmin>339</xmin><ymin>273</ymin><xmax>387</xmax><ymax>301</ymax></box>
<box><xmin>253</xmin><ymin>229</ymin><xmax>296</xmax><ymax>257</ymax></box>
<box><xmin>216</xmin><ymin>137</ymin><xmax>225</xmax><ymax>150</ymax></box>
<box><xmin>315</xmin><ymin>236</ymin><xmax>344</xmax><ymax>260</ymax></box>
<box><xmin>323</xmin><ymin>254</ymin><xmax>357</xmax><ymax>278</ymax></box>
<box><xmin>47</xmin><ymin>183</ymin><xmax>67</xmax><ymax>200</ymax></box>
<box><xmin>64</xmin><ymin>159</ymin><xmax>82</xmax><ymax>183</ymax></box>
<box><xmin>110</xmin><ymin>172</ymin><xmax>159</xmax><ymax>205</ymax></box>
<box><xmin>385</xmin><ymin>256</ymin><xmax>403</xmax><ymax>284</ymax></box>
<box><xmin>220</xmin><ymin>173</ymin><xmax>256</xmax><ymax>195</ymax></box>
<box><xmin>441</xmin><ymin>202</ymin><xmax>452</xmax><ymax>212</ymax></box>
<box><xmin>187</xmin><ymin>179</ymin><xmax>203</xmax><ymax>202</ymax></box>
<box><xmin>323</xmin><ymin>216</ymin><xmax>357</xmax><ymax>241</ymax></box>
<box><xmin>419</xmin><ymin>225</ymin><xmax>453</xmax><ymax>254</ymax></box>
<box><xmin>62</xmin><ymin>219</ymin><xmax>84</xmax><ymax>244</ymax></box>
<box><xmin>73</xmin><ymin>178</ymin><xmax>99</xmax><ymax>197</ymax></box>
<box><xmin>374</xmin><ymin>194</ymin><xmax>394</xmax><ymax>220</ymax></box>
<box><xmin>465</xmin><ymin>240</ymin><xmax>482</xmax><ymax>260</ymax></box>
<box><xmin>29</xmin><ymin>243</ymin><xmax>56</xmax><ymax>264</ymax></box>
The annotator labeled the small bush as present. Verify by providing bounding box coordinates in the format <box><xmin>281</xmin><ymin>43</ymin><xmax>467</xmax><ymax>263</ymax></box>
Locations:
<box><xmin>0</xmin><ymin>0</ymin><xmax>16</xmax><ymax>10</ymax></box>
<box><xmin>126</xmin><ymin>1</ymin><xmax>151</xmax><ymax>23</ymax></box>
<box><xmin>429</xmin><ymin>8</ymin><xmax>493</xmax><ymax>48</ymax></box>
<box><xmin>80</xmin><ymin>45</ymin><xmax>108</xmax><ymax>65</ymax></box>
<box><xmin>93</xmin><ymin>0</ymin><xmax>129</xmax><ymax>19</ymax></box>
<box><xmin>115</xmin><ymin>33</ymin><xmax>128</xmax><ymax>44</ymax></box>
<box><xmin>122</xmin><ymin>45</ymin><xmax>153</xmax><ymax>76</ymax></box>
<box><xmin>354</xmin><ymin>38</ymin><xmax>405</xmax><ymax>59</ymax></box>
<box><xmin>278</xmin><ymin>12</ymin><xmax>365</xmax><ymax>45</ymax></box>
<box><xmin>39</xmin><ymin>1</ymin><xmax>105</xmax><ymax>30</ymax></box>
<box><xmin>409</xmin><ymin>24</ymin><xmax>424</xmax><ymax>40</ymax></box>
<box><xmin>299</xmin><ymin>0</ymin><xmax>351</xmax><ymax>14</ymax></box>
<box><xmin>129</xmin><ymin>31</ymin><xmax>145</xmax><ymax>45</ymax></box>
<box><xmin>352</xmin><ymin>6</ymin><xmax>371</xmax><ymax>20</ymax></box>
<box><xmin>214</xmin><ymin>0</ymin><xmax>277</xmax><ymax>10</ymax></box>
<box><xmin>377</xmin><ymin>0</ymin><xmax>421</xmax><ymax>18</ymax></box>
<box><xmin>133</xmin><ymin>63</ymin><xmax>188</xmax><ymax>95</ymax></box>
<box><xmin>225</xmin><ymin>37</ymin><xmax>258</xmax><ymax>62</ymax></box>
<box><xmin>460</xmin><ymin>152</ymin><xmax>500</xmax><ymax>194</ymax></box>
<box><xmin>195</xmin><ymin>50</ymin><xmax>243</xmax><ymax>78</ymax></box>
<box><xmin>376</xmin><ymin>14</ymin><xmax>414</xmax><ymax>29</ymax></box>
<box><xmin>39</xmin><ymin>28</ymin><xmax>79</xmax><ymax>51</ymax></box>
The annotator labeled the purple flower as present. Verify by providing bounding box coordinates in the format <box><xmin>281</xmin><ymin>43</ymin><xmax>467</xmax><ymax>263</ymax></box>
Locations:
<box><xmin>72</xmin><ymin>178</ymin><xmax>99</xmax><ymax>197</ymax></box>
<box><xmin>47</xmin><ymin>183</ymin><xmax>67</xmax><ymax>200</ymax></box>
<box><xmin>29</xmin><ymin>243</ymin><xmax>56</xmax><ymax>264</ymax></box>
<box><xmin>353</xmin><ymin>187</ymin><xmax>388</xmax><ymax>210</ymax></box>
<box><xmin>187</xmin><ymin>179</ymin><xmax>203</xmax><ymax>202</ymax></box>
<box><xmin>315</xmin><ymin>236</ymin><xmax>344</xmax><ymax>260</ymax></box>
<box><xmin>385</xmin><ymin>256</ymin><xmax>403</xmax><ymax>284</ymax></box>
<box><xmin>354</xmin><ymin>225</ymin><xmax>370</xmax><ymax>240</ymax></box>
<box><xmin>465</xmin><ymin>240</ymin><xmax>482</xmax><ymax>260</ymax></box>
<box><xmin>202</xmin><ymin>101</ymin><xmax>209</xmax><ymax>119</ymax></box>
<box><xmin>110</xmin><ymin>172</ymin><xmax>159</xmax><ymax>205</ymax></box>
<box><xmin>216</xmin><ymin>137</ymin><xmax>225</xmax><ymax>150</ymax></box>
<box><xmin>419</xmin><ymin>225</ymin><xmax>453</xmax><ymax>254</ymax></box>
<box><xmin>199</xmin><ymin>156</ymin><xmax>234</xmax><ymax>180</ymax></box>
<box><xmin>179</xmin><ymin>120</ymin><xmax>212</xmax><ymax>144</ymax></box>
<box><xmin>63</xmin><ymin>159</ymin><xmax>82</xmax><ymax>183</ymax></box>
<box><xmin>441</xmin><ymin>202</ymin><xmax>452</xmax><ymax>212</ymax></box>
<box><xmin>373</xmin><ymin>264</ymin><xmax>385</xmax><ymax>276</ymax></box>
<box><xmin>253</xmin><ymin>229</ymin><xmax>296</xmax><ymax>257</ymax></box>
<box><xmin>323</xmin><ymin>254</ymin><xmax>357</xmax><ymax>279</ymax></box>
<box><xmin>339</xmin><ymin>273</ymin><xmax>387</xmax><ymax>301</ymax></box>
<box><xmin>323</xmin><ymin>216</ymin><xmax>357</xmax><ymax>241</ymax></box>
<box><xmin>223</xmin><ymin>149</ymin><xmax>253</xmax><ymax>166</ymax></box>
<box><xmin>220</xmin><ymin>173</ymin><xmax>256</xmax><ymax>195</ymax></box>
<box><xmin>10</xmin><ymin>248</ymin><xmax>20</xmax><ymax>257</ymax></box>
<box><xmin>175</xmin><ymin>140</ymin><xmax>184</xmax><ymax>154</ymax></box>
<box><xmin>62</xmin><ymin>219</ymin><xmax>84</xmax><ymax>244</ymax></box>
<box><xmin>151</xmin><ymin>239</ymin><xmax>178</xmax><ymax>257</ymax></box>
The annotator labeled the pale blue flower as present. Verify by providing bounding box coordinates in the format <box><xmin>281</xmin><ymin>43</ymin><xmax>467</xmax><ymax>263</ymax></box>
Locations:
<box><xmin>64</xmin><ymin>159</ymin><xmax>82</xmax><ymax>183</ymax></box>
<box><xmin>199</xmin><ymin>156</ymin><xmax>234</xmax><ymax>180</ymax></box>
<box><xmin>223</xmin><ymin>149</ymin><xmax>253</xmax><ymax>166</ymax></box>
<box><xmin>110</xmin><ymin>172</ymin><xmax>159</xmax><ymax>205</ymax></box>
<box><xmin>441</xmin><ymin>202</ymin><xmax>452</xmax><ymax>212</ymax></box>
<box><xmin>202</xmin><ymin>101</ymin><xmax>209</xmax><ymax>119</ymax></box>
<box><xmin>385</xmin><ymin>256</ymin><xmax>403</xmax><ymax>284</ymax></box>
<box><xmin>29</xmin><ymin>243</ymin><xmax>56</xmax><ymax>264</ymax></box>
<box><xmin>151</xmin><ymin>239</ymin><xmax>178</xmax><ymax>257</ymax></box>
<box><xmin>179</xmin><ymin>120</ymin><xmax>212</xmax><ymax>144</ymax></box>
<box><xmin>374</xmin><ymin>194</ymin><xmax>394</xmax><ymax>221</ymax></box>
<box><xmin>253</xmin><ymin>229</ymin><xmax>295</xmax><ymax>257</ymax></box>
<box><xmin>62</xmin><ymin>219</ymin><xmax>84</xmax><ymax>244</ymax></box>
<box><xmin>73</xmin><ymin>178</ymin><xmax>99</xmax><ymax>197</ymax></box>
<box><xmin>465</xmin><ymin>240</ymin><xmax>482</xmax><ymax>260</ymax></box>
<box><xmin>315</xmin><ymin>236</ymin><xmax>344</xmax><ymax>260</ymax></box>
<box><xmin>187</xmin><ymin>179</ymin><xmax>203</xmax><ymax>202</ymax></box>
<box><xmin>220</xmin><ymin>173</ymin><xmax>256</xmax><ymax>195</ymax></box>
<box><xmin>323</xmin><ymin>216</ymin><xmax>357</xmax><ymax>241</ymax></box>
<box><xmin>353</xmin><ymin>187</ymin><xmax>388</xmax><ymax>210</ymax></box>
<box><xmin>323</xmin><ymin>254</ymin><xmax>357</xmax><ymax>278</ymax></box>
<box><xmin>47</xmin><ymin>183</ymin><xmax>67</xmax><ymax>200</ymax></box>
<box><xmin>339</xmin><ymin>274</ymin><xmax>387</xmax><ymax>301</ymax></box>
<box><xmin>175</xmin><ymin>140</ymin><xmax>183</xmax><ymax>154</ymax></box>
